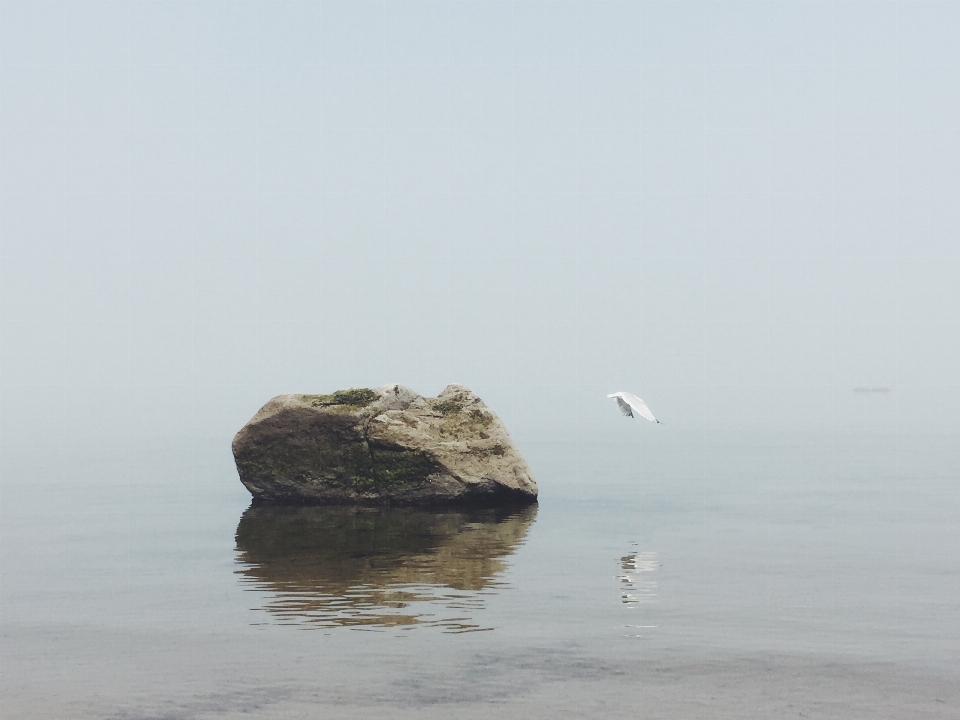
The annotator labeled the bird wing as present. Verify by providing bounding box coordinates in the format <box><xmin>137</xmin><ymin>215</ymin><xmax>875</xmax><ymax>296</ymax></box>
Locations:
<box><xmin>615</xmin><ymin>396</ymin><xmax>634</xmax><ymax>417</ymax></box>
<box><xmin>622</xmin><ymin>393</ymin><xmax>657</xmax><ymax>423</ymax></box>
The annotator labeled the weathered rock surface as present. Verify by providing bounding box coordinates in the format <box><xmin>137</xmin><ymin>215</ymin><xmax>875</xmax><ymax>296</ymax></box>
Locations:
<box><xmin>232</xmin><ymin>384</ymin><xmax>538</xmax><ymax>506</ymax></box>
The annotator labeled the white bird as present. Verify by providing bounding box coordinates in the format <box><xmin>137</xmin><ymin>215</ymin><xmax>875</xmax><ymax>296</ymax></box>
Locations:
<box><xmin>608</xmin><ymin>392</ymin><xmax>661</xmax><ymax>423</ymax></box>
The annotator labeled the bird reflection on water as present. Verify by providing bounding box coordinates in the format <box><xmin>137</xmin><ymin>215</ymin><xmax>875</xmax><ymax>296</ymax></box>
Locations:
<box><xmin>618</xmin><ymin>545</ymin><xmax>658</xmax><ymax>638</ymax></box>
<box><xmin>235</xmin><ymin>504</ymin><xmax>537</xmax><ymax>633</ymax></box>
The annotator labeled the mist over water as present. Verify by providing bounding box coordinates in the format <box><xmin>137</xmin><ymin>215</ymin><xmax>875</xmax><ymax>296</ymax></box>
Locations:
<box><xmin>2</xmin><ymin>1</ymin><xmax>959</xmax><ymax>718</ymax></box>
<box><xmin>2</xmin><ymin>0</ymin><xmax>959</xmax><ymax>453</ymax></box>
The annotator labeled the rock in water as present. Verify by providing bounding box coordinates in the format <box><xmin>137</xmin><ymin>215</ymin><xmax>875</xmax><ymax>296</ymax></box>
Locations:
<box><xmin>232</xmin><ymin>384</ymin><xmax>538</xmax><ymax>506</ymax></box>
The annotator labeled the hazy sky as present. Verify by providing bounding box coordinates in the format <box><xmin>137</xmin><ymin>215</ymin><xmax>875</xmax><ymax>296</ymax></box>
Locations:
<box><xmin>1</xmin><ymin>1</ymin><xmax>958</xmax><ymax>455</ymax></box>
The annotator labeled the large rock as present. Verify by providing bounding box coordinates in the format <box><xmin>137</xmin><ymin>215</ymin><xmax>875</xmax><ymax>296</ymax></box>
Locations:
<box><xmin>232</xmin><ymin>384</ymin><xmax>538</xmax><ymax>506</ymax></box>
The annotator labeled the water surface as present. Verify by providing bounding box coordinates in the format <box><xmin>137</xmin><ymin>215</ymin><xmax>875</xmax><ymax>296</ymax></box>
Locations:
<box><xmin>2</xmin><ymin>431</ymin><xmax>958</xmax><ymax>719</ymax></box>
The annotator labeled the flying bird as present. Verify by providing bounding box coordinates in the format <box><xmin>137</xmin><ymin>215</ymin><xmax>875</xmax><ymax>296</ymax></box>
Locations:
<box><xmin>608</xmin><ymin>392</ymin><xmax>660</xmax><ymax>423</ymax></box>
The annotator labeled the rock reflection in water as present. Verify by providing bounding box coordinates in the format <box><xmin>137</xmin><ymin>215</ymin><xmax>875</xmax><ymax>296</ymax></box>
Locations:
<box><xmin>235</xmin><ymin>504</ymin><xmax>537</xmax><ymax>632</ymax></box>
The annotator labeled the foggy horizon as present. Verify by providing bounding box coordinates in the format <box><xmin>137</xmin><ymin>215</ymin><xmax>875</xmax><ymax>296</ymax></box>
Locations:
<box><xmin>2</xmin><ymin>1</ymin><xmax>958</xmax><ymax>458</ymax></box>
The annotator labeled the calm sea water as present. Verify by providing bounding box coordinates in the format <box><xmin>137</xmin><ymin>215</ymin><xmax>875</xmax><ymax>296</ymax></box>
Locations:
<box><xmin>2</xmin><ymin>429</ymin><xmax>959</xmax><ymax>719</ymax></box>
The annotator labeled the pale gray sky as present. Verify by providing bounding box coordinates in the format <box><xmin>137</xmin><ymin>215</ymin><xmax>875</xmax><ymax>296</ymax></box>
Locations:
<box><xmin>1</xmin><ymin>1</ymin><xmax>958</xmax><ymax>456</ymax></box>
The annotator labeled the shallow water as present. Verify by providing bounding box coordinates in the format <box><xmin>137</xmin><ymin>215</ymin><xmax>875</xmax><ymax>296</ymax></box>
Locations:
<box><xmin>2</xmin><ymin>431</ymin><xmax>959</xmax><ymax>719</ymax></box>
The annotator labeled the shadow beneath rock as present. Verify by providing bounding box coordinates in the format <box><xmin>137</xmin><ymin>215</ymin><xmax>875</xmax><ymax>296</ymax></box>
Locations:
<box><xmin>235</xmin><ymin>504</ymin><xmax>537</xmax><ymax>632</ymax></box>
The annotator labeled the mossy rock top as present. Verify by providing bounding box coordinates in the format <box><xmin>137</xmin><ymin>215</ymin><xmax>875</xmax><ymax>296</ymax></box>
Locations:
<box><xmin>232</xmin><ymin>384</ymin><xmax>537</xmax><ymax>507</ymax></box>
<box><xmin>298</xmin><ymin>388</ymin><xmax>380</xmax><ymax>408</ymax></box>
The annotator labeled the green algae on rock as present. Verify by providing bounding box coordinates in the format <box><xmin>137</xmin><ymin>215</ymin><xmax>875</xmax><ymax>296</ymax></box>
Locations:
<box><xmin>232</xmin><ymin>384</ymin><xmax>538</xmax><ymax>506</ymax></box>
